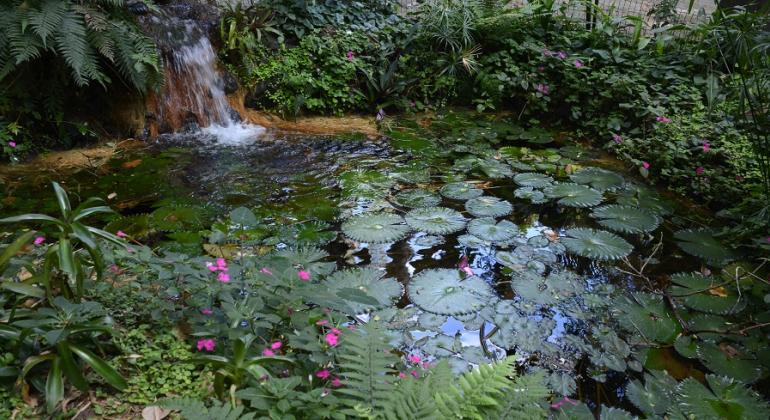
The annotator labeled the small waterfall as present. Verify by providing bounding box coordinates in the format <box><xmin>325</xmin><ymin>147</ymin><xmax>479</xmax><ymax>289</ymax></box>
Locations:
<box><xmin>145</xmin><ymin>13</ymin><xmax>264</xmax><ymax>144</ymax></box>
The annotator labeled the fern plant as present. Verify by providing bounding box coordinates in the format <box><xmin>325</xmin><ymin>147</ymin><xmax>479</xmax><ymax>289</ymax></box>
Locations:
<box><xmin>0</xmin><ymin>0</ymin><xmax>161</xmax><ymax>92</ymax></box>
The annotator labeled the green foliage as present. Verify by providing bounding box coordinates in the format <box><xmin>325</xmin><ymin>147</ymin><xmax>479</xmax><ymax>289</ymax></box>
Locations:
<box><xmin>163</xmin><ymin>397</ymin><xmax>256</xmax><ymax>420</ymax></box>
<box><xmin>341</xmin><ymin>213</ymin><xmax>411</xmax><ymax>243</ymax></box>
<box><xmin>408</xmin><ymin>269</ymin><xmax>496</xmax><ymax>316</ymax></box>
<box><xmin>561</xmin><ymin>228</ymin><xmax>633</xmax><ymax>260</ymax></box>
<box><xmin>405</xmin><ymin>207</ymin><xmax>468</xmax><ymax>235</ymax></box>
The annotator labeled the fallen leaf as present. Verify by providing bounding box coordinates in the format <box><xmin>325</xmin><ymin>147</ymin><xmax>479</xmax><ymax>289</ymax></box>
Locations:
<box><xmin>142</xmin><ymin>406</ymin><xmax>169</xmax><ymax>420</ymax></box>
<box><xmin>708</xmin><ymin>286</ymin><xmax>728</xmax><ymax>298</ymax></box>
<box><xmin>122</xmin><ymin>159</ymin><xmax>142</xmax><ymax>169</ymax></box>
<box><xmin>719</xmin><ymin>342</ymin><xmax>740</xmax><ymax>358</ymax></box>
<box><xmin>107</xmin><ymin>192</ymin><xmax>117</xmax><ymax>200</ymax></box>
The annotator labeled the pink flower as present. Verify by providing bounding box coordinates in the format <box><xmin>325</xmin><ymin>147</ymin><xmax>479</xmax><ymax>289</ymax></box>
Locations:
<box><xmin>260</xmin><ymin>267</ymin><xmax>273</xmax><ymax>275</ymax></box>
<box><xmin>408</xmin><ymin>354</ymin><xmax>421</xmax><ymax>364</ymax></box>
<box><xmin>270</xmin><ymin>341</ymin><xmax>282</xmax><ymax>350</ymax></box>
<box><xmin>398</xmin><ymin>372</ymin><xmax>407</xmax><ymax>379</ymax></box>
<box><xmin>556</xmin><ymin>51</ymin><xmax>568</xmax><ymax>60</ymax></box>
<box><xmin>346</xmin><ymin>50</ymin><xmax>354</xmax><ymax>61</ymax></box>
<box><xmin>316</xmin><ymin>369</ymin><xmax>331</xmax><ymax>379</ymax></box>
<box><xmin>703</xmin><ymin>142</ymin><xmax>711</xmax><ymax>152</ymax></box>
<box><xmin>612</xmin><ymin>133</ymin><xmax>622</xmax><ymax>144</ymax></box>
<box><xmin>655</xmin><ymin>116</ymin><xmax>671</xmax><ymax>123</ymax></box>
<box><xmin>573</xmin><ymin>59</ymin><xmax>584</xmax><ymax>68</ymax></box>
<box><xmin>216</xmin><ymin>258</ymin><xmax>227</xmax><ymax>269</ymax></box>
<box><xmin>410</xmin><ymin>370</ymin><xmax>419</xmax><ymax>378</ymax></box>
<box><xmin>765</xmin><ymin>236</ymin><xmax>770</xmax><ymax>243</ymax></box>
<box><xmin>262</xmin><ymin>348</ymin><xmax>275</xmax><ymax>356</ymax></box>
<box><xmin>550</xmin><ymin>396</ymin><xmax>578</xmax><ymax>409</ymax></box>
<box><xmin>542</xmin><ymin>49</ymin><xmax>553</xmax><ymax>57</ymax></box>
<box><xmin>109</xmin><ymin>264</ymin><xmax>121</xmax><ymax>274</ymax></box>
<box><xmin>201</xmin><ymin>308</ymin><xmax>213</xmax><ymax>315</ymax></box>
<box><xmin>8</xmin><ymin>141</ymin><xmax>16</xmax><ymax>148</ymax></box>
<box><xmin>537</xmin><ymin>65</ymin><xmax>545</xmax><ymax>72</ymax></box>
<box><xmin>421</xmin><ymin>362</ymin><xmax>431</xmax><ymax>369</ymax></box>
<box><xmin>325</xmin><ymin>333</ymin><xmax>339</xmax><ymax>346</ymax></box>
<box><xmin>458</xmin><ymin>255</ymin><xmax>474</xmax><ymax>277</ymax></box>
<box><xmin>116</xmin><ymin>230</ymin><xmax>127</xmax><ymax>238</ymax></box>
<box><xmin>695</xmin><ymin>166</ymin><xmax>705</xmax><ymax>175</ymax></box>
<box><xmin>33</xmin><ymin>236</ymin><xmax>45</xmax><ymax>246</ymax></box>
<box><xmin>642</xmin><ymin>161</ymin><xmax>650</xmax><ymax>170</ymax></box>
<box><xmin>206</xmin><ymin>262</ymin><xmax>218</xmax><ymax>272</ymax></box>
<box><xmin>196</xmin><ymin>338</ymin><xmax>215</xmax><ymax>352</ymax></box>
<box><xmin>298</xmin><ymin>271</ymin><xmax>311</xmax><ymax>281</ymax></box>
<box><xmin>316</xmin><ymin>319</ymin><xmax>329</xmax><ymax>326</ymax></box>
<box><xmin>535</xmin><ymin>84</ymin><xmax>550</xmax><ymax>95</ymax></box>
<box><xmin>217</xmin><ymin>272</ymin><xmax>230</xmax><ymax>283</ymax></box>
<box><xmin>330</xmin><ymin>328</ymin><xmax>342</xmax><ymax>335</ymax></box>
<box><xmin>331</xmin><ymin>377</ymin><xmax>342</xmax><ymax>387</ymax></box>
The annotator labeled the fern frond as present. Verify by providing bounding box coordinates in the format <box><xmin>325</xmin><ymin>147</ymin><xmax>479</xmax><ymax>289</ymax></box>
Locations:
<box><xmin>435</xmin><ymin>356</ymin><xmax>516</xmax><ymax>420</ymax></box>
<box><xmin>55</xmin><ymin>8</ymin><xmax>98</xmax><ymax>86</ymax></box>
<box><xmin>29</xmin><ymin>0</ymin><xmax>67</xmax><ymax>48</ymax></box>
<box><xmin>161</xmin><ymin>398</ymin><xmax>256</xmax><ymax>420</ymax></box>
<box><xmin>336</xmin><ymin>321</ymin><xmax>399</xmax><ymax>414</ymax></box>
<box><xmin>386</xmin><ymin>376</ymin><xmax>441</xmax><ymax>420</ymax></box>
<box><xmin>493</xmin><ymin>371</ymin><xmax>550</xmax><ymax>420</ymax></box>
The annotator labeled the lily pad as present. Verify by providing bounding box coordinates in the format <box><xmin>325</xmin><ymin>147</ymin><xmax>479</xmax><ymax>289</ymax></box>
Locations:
<box><xmin>570</xmin><ymin>167</ymin><xmax>624</xmax><ymax>191</ymax></box>
<box><xmin>696</xmin><ymin>342</ymin><xmax>763</xmax><ymax>384</ymax></box>
<box><xmin>674</xmin><ymin>229</ymin><xmax>736</xmax><ymax>265</ymax></box>
<box><xmin>514</xmin><ymin>173</ymin><xmax>553</xmax><ymax>188</ymax></box>
<box><xmin>562</xmin><ymin>228</ymin><xmax>633</xmax><ymax>260</ymax></box>
<box><xmin>477</xmin><ymin>159</ymin><xmax>514</xmax><ymax>178</ymax></box>
<box><xmin>394</xmin><ymin>189</ymin><xmax>442</xmax><ymax>208</ymax></box>
<box><xmin>405</xmin><ymin>207</ymin><xmax>467</xmax><ymax>235</ymax></box>
<box><xmin>341</xmin><ymin>213</ymin><xmax>410</xmax><ymax>243</ymax></box>
<box><xmin>676</xmin><ymin>375</ymin><xmax>768</xmax><ymax>419</ymax></box>
<box><xmin>669</xmin><ymin>272</ymin><xmax>746</xmax><ymax>315</ymax></box>
<box><xmin>614</xmin><ymin>293</ymin><xmax>678</xmax><ymax>343</ymax></box>
<box><xmin>490</xmin><ymin>312</ymin><xmax>556</xmax><ymax>353</ymax></box>
<box><xmin>590</xmin><ymin>205</ymin><xmax>661</xmax><ymax>234</ymax></box>
<box><xmin>467</xmin><ymin>218</ymin><xmax>519</xmax><ymax>242</ymax></box>
<box><xmin>340</xmin><ymin>170</ymin><xmax>395</xmax><ymax>198</ymax></box>
<box><xmin>615</xmin><ymin>185</ymin><xmax>675</xmax><ymax>216</ymax></box>
<box><xmin>440</xmin><ymin>182</ymin><xmax>483</xmax><ymax>200</ymax></box>
<box><xmin>407</xmin><ymin>269</ymin><xmax>496</xmax><ymax>316</ymax></box>
<box><xmin>325</xmin><ymin>268</ymin><xmax>403</xmax><ymax>314</ymax></box>
<box><xmin>514</xmin><ymin>187</ymin><xmax>548</xmax><ymax>204</ymax></box>
<box><xmin>511</xmin><ymin>270</ymin><xmax>584</xmax><ymax>306</ymax></box>
<box><xmin>626</xmin><ymin>370</ymin><xmax>677</xmax><ymax>416</ymax></box>
<box><xmin>465</xmin><ymin>196</ymin><xmax>513</xmax><ymax>217</ymax></box>
<box><xmin>544</xmin><ymin>183</ymin><xmax>603</xmax><ymax>208</ymax></box>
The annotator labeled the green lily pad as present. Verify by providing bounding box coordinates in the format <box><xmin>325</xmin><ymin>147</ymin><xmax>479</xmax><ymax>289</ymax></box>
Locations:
<box><xmin>407</xmin><ymin>269</ymin><xmax>496</xmax><ymax>316</ymax></box>
<box><xmin>477</xmin><ymin>159</ymin><xmax>514</xmax><ymax>178</ymax></box>
<box><xmin>405</xmin><ymin>207</ymin><xmax>467</xmax><ymax>235</ymax></box>
<box><xmin>590</xmin><ymin>205</ymin><xmax>661</xmax><ymax>234</ymax></box>
<box><xmin>626</xmin><ymin>370</ymin><xmax>677</xmax><ymax>416</ymax></box>
<box><xmin>669</xmin><ymin>272</ymin><xmax>746</xmax><ymax>315</ymax></box>
<box><xmin>490</xmin><ymin>311</ymin><xmax>555</xmax><ymax>353</ymax></box>
<box><xmin>562</xmin><ymin>228</ymin><xmax>633</xmax><ymax>260</ymax></box>
<box><xmin>615</xmin><ymin>185</ymin><xmax>674</xmax><ymax>216</ymax></box>
<box><xmin>514</xmin><ymin>172</ymin><xmax>554</xmax><ymax>188</ymax></box>
<box><xmin>340</xmin><ymin>170</ymin><xmax>395</xmax><ymax>198</ymax></box>
<box><xmin>465</xmin><ymin>196</ymin><xmax>513</xmax><ymax>217</ymax></box>
<box><xmin>394</xmin><ymin>189</ymin><xmax>442</xmax><ymax>208</ymax></box>
<box><xmin>514</xmin><ymin>187</ymin><xmax>548</xmax><ymax>204</ymax></box>
<box><xmin>614</xmin><ymin>293</ymin><xmax>678</xmax><ymax>343</ymax></box>
<box><xmin>325</xmin><ymin>267</ymin><xmax>403</xmax><ymax>314</ymax></box>
<box><xmin>511</xmin><ymin>270</ymin><xmax>584</xmax><ymax>306</ymax></box>
<box><xmin>676</xmin><ymin>375</ymin><xmax>768</xmax><ymax>419</ymax></box>
<box><xmin>674</xmin><ymin>229</ymin><xmax>736</xmax><ymax>266</ymax></box>
<box><xmin>467</xmin><ymin>218</ymin><xmax>519</xmax><ymax>242</ymax></box>
<box><xmin>544</xmin><ymin>183</ymin><xmax>603</xmax><ymax>208</ymax></box>
<box><xmin>696</xmin><ymin>342</ymin><xmax>763</xmax><ymax>384</ymax></box>
<box><xmin>440</xmin><ymin>182</ymin><xmax>483</xmax><ymax>200</ymax></box>
<box><xmin>341</xmin><ymin>213</ymin><xmax>410</xmax><ymax>243</ymax></box>
<box><xmin>570</xmin><ymin>167</ymin><xmax>625</xmax><ymax>191</ymax></box>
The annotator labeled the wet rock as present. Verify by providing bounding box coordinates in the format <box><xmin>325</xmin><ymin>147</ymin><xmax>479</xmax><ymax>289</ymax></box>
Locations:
<box><xmin>245</xmin><ymin>83</ymin><xmax>269</xmax><ymax>109</ymax></box>
<box><xmin>222</xmin><ymin>71</ymin><xmax>239</xmax><ymax>94</ymax></box>
<box><xmin>127</xmin><ymin>1</ymin><xmax>149</xmax><ymax>15</ymax></box>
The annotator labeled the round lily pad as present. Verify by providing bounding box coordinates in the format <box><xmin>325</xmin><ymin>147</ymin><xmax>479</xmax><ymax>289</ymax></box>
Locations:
<box><xmin>514</xmin><ymin>187</ymin><xmax>548</xmax><ymax>204</ymax></box>
<box><xmin>669</xmin><ymin>272</ymin><xmax>746</xmax><ymax>315</ymax></box>
<box><xmin>674</xmin><ymin>229</ymin><xmax>736</xmax><ymax>266</ymax></box>
<box><xmin>590</xmin><ymin>205</ymin><xmax>661</xmax><ymax>234</ymax></box>
<box><xmin>394</xmin><ymin>189</ymin><xmax>442</xmax><ymax>208</ymax></box>
<box><xmin>325</xmin><ymin>267</ymin><xmax>403</xmax><ymax>314</ymax></box>
<box><xmin>465</xmin><ymin>196</ymin><xmax>513</xmax><ymax>217</ymax></box>
<box><xmin>562</xmin><ymin>228</ymin><xmax>633</xmax><ymax>260</ymax></box>
<box><xmin>341</xmin><ymin>213</ymin><xmax>410</xmax><ymax>243</ymax></box>
<box><xmin>440</xmin><ymin>182</ymin><xmax>483</xmax><ymax>200</ymax></box>
<box><xmin>570</xmin><ymin>167</ymin><xmax>625</xmax><ymax>191</ymax></box>
<box><xmin>544</xmin><ymin>183</ymin><xmax>603</xmax><ymax>208</ymax></box>
<box><xmin>405</xmin><ymin>207</ymin><xmax>467</xmax><ymax>235</ymax></box>
<box><xmin>468</xmin><ymin>217</ymin><xmax>519</xmax><ymax>243</ymax></box>
<box><xmin>514</xmin><ymin>172</ymin><xmax>553</xmax><ymax>188</ymax></box>
<box><xmin>407</xmin><ymin>269</ymin><xmax>497</xmax><ymax>315</ymax></box>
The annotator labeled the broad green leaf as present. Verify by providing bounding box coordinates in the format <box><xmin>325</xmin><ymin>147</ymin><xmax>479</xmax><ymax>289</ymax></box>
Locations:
<box><xmin>69</xmin><ymin>343</ymin><xmax>127</xmax><ymax>390</ymax></box>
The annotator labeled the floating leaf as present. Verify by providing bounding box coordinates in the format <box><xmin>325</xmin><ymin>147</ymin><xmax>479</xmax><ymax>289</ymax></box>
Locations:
<box><xmin>476</xmin><ymin>159</ymin><xmax>514</xmax><ymax>178</ymax></box>
<box><xmin>511</xmin><ymin>270</ymin><xmax>584</xmax><ymax>306</ymax></box>
<box><xmin>626</xmin><ymin>370</ymin><xmax>677</xmax><ymax>415</ymax></box>
<box><xmin>570</xmin><ymin>167</ymin><xmax>624</xmax><ymax>191</ymax></box>
<box><xmin>465</xmin><ymin>196</ymin><xmax>513</xmax><ymax>217</ymax></box>
<box><xmin>341</xmin><ymin>213</ymin><xmax>410</xmax><ymax>243</ymax></box>
<box><xmin>669</xmin><ymin>272</ymin><xmax>745</xmax><ymax>315</ymax></box>
<box><xmin>590</xmin><ymin>205</ymin><xmax>660</xmax><ymax>234</ymax></box>
<box><xmin>562</xmin><ymin>228</ymin><xmax>633</xmax><ymax>260</ymax></box>
<box><xmin>490</xmin><ymin>311</ymin><xmax>555</xmax><ymax>353</ymax></box>
<box><xmin>676</xmin><ymin>375</ymin><xmax>768</xmax><ymax>419</ymax></box>
<box><xmin>339</xmin><ymin>170</ymin><xmax>395</xmax><ymax>198</ymax></box>
<box><xmin>598</xmin><ymin>406</ymin><xmax>635</xmax><ymax>420</ymax></box>
<box><xmin>394</xmin><ymin>189</ymin><xmax>441</xmax><ymax>208</ymax></box>
<box><xmin>614</xmin><ymin>293</ymin><xmax>678</xmax><ymax>343</ymax></box>
<box><xmin>150</xmin><ymin>206</ymin><xmax>205</xmax><ymax>232</ymax></box>
<box><xmin>514</xmin><ymin>173</ymin><xmax>553</xmax><ymax>188</ymax></box>
<box><xmin>544</xmin><ymin>183</ymin><xmax>603</xmax><ymax>208</ymax></box>
<box><xmin>407</xmin><ymin>269</ymin><xmax>496</xmax><ymax>316</ymax></box>
<box><xmin>439</xmin><ymin>182</ymin><xmax>483</xmax><ymax>200</ymax></box>
<box><xmin>274</xmin><ymin>247</ymin><xmax>336</xmax><ymax>276</ymax></box>
<box><xmin>615</xmin><ymin>185</ymin><xmax>675</xmax><ymax>216</ymax></box>
<box><xmin>467</xmin><ymin>218</ymin><xmax>519</xmax><ymax>242</ymax></box>
<box><xmin>695</xmin><ymin>342</ymin><xmax>763</xmax><ymax>384</ymax></box>
<box><xmin>514</xmin><ymin>187</ymin><xmax>548</xmax><ymax>204</ymax></box>
<box><xmin>325</xmin><ymin>268</ymin><xmax>402</xmax><ymax>314</ymax></box>
<box><xmin>405</xmin><ymin>207</ymin><xmax>467</xmax><ymax>235</ymax></box>
<box><xmin>674</xmin><ymin>229</ymin><xmax>736</xmax><ymax>265</ymax></box>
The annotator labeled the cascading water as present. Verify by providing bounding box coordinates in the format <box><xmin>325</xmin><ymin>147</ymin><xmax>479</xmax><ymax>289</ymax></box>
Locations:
<box><xmin>144</xmin><ymin>11</ymin><xmax>264</xmax><ymax>144</ymax></box>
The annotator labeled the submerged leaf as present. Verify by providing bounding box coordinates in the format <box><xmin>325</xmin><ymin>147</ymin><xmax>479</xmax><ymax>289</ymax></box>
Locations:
<box><xmin>405</xmin><ymin>207</ymin><xmax>467</xmax><ymax>235</ymax></box>
<box><xmin>465</xmin><ymin>196</ymin><xmax>513</xmax><ymax>217</ymax></box>
<box><xmin>562</xmin><ymin>228</ymin><xmax>633</xmax><ymax>260</ymax></box>
<box><xmin>407</xmin><ymin>269</ymin><xmax>496</xmax><ymax>315</ymax></box>
<box><xmin>341</xmin><ymin>213</ymin><xmax>410</xmax><ymax>243</ymax></box>
<box><xmin>590</xmin><ymin>205</ymin><xmax>660</xmax><ymax>234</ymax></box>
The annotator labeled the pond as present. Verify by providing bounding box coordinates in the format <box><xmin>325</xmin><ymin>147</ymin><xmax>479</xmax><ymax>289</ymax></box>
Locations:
<box><xmin>2</xmin><ymin>111</ymin><xmax>766</xmax><ymax>415</ymax></box>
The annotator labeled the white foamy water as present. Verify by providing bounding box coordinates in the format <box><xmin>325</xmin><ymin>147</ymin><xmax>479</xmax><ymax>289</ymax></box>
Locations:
<box><xmin>203</xmin><ymin>123</ymin><xmax>267</xmax><ymax>146</ymax></box>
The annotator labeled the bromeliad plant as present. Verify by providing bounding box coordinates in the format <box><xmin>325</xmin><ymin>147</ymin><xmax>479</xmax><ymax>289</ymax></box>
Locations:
<box><xmin>0</xmin><ymin>182</ymin><xmax>124</xmax><ymax>301</ymax></box>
